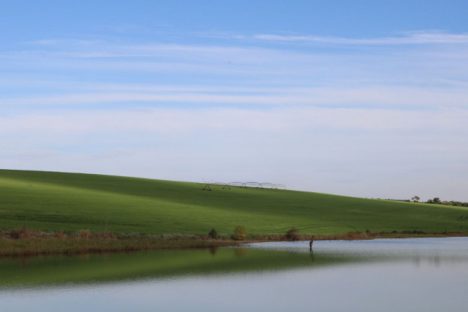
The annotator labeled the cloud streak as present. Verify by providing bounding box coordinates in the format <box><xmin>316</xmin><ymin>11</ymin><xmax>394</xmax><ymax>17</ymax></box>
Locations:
<box><xmin>2</xmin><ymin>107</ymin><xmax>467</xmax><ymax>134</ymax></box>
<box><xmin>251</xmin><ymin>31</ymin><xmax>468</xmax><ymax>45</ymax></box>
<box><xmin>2</xmin><ymin>85</ymin><xmax>468</xmax><ymax>109</ymax></box>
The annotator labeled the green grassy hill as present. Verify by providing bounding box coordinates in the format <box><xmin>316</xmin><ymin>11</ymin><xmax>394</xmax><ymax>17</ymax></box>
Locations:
<box><xmin>0</xmin><ymin>169</ymin><xmax>467</xmax><ymax>236</ymax></box>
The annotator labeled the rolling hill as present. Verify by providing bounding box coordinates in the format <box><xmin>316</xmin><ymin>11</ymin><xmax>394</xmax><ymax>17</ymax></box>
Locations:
<box><xmin>0</xmin><ymin>169</ymin><xmax>467</xmax><ymax>236</ymax></box>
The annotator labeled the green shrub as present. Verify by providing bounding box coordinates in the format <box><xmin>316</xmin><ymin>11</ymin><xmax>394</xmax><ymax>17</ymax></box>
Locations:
<box><xmin>285</xmin><ymin>228</ymin><xmax>300</xmax><ymax>241</ymax></box>
<box><xmin>208</xmin><ymin>228</ymin><xmax>218</xmax><ymax>239</ymax></box>
<box><xmin>231</xmin><ymin>225</ymin><xmax>247</xmax><ymax>240</ymax></box>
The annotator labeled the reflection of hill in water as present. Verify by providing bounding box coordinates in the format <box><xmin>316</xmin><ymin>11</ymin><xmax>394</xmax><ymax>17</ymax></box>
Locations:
<box><xmin>2</xmin><ymin>238</ymin><xmax>468</xmax><ymax>289</ymax></box>
<box><xmin>0</xmin><ymin>247</ymin><xmax>353</xmax><ymax>288</ymax></box>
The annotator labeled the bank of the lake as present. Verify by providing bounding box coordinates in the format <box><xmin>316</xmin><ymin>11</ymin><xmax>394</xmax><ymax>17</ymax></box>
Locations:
<box><xmin>1</xmin><ymin>228</ymin><xmax>467</xmax><ymax>257</ymax></box>
<box><xmin>0</xmin><ymin>235</ymin><xmax>236</xmax><ymax>257</ymax></box>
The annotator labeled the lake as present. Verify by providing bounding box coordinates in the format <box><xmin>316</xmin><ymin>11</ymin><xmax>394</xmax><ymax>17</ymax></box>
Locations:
<box><xmin>1</xmin><ymin>237</ymin><xmax>468</xmax><ymax>311</ymax></box>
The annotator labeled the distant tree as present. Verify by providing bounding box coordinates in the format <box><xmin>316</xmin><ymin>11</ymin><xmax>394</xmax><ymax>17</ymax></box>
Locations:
<box><xmin>202</xmin><ymin>184</ymin><xmax>212</xmax><ymax>191</ymax></box>
<box><xmin>208</xmin><ymin>228</ymin><xmax>218</xmax><ymax>239</ymax></box>
<box><xmin>427</xmin><ymin>197</ymin><xmax>441</xmax><ymax>204</ymax></box>
<box><xmin>411</xmin><ymin>196</ymin><xmax>420</xmax><ymax>203</ymax></box>
<box><xmin>285</xmin><ymin>228</ymin><xmax>300</xmax><ymax>241</ymax></box>
<box><xmin>231</xmin><ymin>225</ymin><xmax>247</xmax><ymax>241</ymax></box>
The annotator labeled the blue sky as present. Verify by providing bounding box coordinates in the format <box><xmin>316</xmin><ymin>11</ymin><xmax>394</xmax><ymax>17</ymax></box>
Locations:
<box><xmin>1</xmin><ymin>0</ymin><xmax>468</xmax><ymax>200</ymax></box>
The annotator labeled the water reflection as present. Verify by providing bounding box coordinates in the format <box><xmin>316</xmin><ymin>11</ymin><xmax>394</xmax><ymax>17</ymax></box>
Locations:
<box><xmin>1</xmin><ymin>237</ymin><xmax>467</xmax><ymax>288</ymax></box>
<box><xmin>0</xmin><ymin>238</ymin><xmax>467</xmax><ymax>312</ymax></box>
<box><xmin>0</xmin><ymin>246</ymin><xmax>352</xmax><ymax>288</ymax></box>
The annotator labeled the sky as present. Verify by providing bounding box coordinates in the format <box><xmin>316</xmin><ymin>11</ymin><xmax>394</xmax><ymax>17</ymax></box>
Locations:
<box><xmin>1</xmin><ymin>0</ymin><xmax>468</xmax><ymax>201</ymax></box>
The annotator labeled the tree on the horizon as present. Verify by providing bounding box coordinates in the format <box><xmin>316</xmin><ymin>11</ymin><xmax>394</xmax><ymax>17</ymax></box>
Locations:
<box><xmin>411</xmin><ymin>196</ymin><xmax>420</xmax><ymax>203</ymax></box>
<box><xmin>427</xmin><ymin>197</ymin><xmax>441</xmax><ymax>204</ymax></box>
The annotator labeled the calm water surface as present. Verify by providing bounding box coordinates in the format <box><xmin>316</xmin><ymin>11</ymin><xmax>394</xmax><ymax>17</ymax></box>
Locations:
<box><xmin>1</xmin><ymin>237</ymin><xmax>468</xmax><ymax>311</ymax></box>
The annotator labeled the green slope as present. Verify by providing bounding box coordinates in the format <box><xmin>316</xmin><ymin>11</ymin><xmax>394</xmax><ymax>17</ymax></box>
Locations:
<box><xmin>0</xmin><ymin>169</ymin><xmax>467</xmax><ymax>235</ymax></box>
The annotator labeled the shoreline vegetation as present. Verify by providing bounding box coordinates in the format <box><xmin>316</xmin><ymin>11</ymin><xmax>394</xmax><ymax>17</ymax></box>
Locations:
<box><xmin>1</xmin><ymin>228</ymin><xmax>467</xmax><ymax>258</ymax></box>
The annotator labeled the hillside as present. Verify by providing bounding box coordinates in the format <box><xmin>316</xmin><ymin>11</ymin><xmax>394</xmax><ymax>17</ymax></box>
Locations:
<box><xmin>0</xmin><ymin>169</ymin><xmax>467</xmax><ymax>236</ymax></box>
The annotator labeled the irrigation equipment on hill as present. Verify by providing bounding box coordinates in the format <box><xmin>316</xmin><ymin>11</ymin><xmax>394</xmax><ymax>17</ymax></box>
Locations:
<box><xmin>201</xmin><ymin>181</ymin><xmax>286</xmax><ymax>190</ymax></box>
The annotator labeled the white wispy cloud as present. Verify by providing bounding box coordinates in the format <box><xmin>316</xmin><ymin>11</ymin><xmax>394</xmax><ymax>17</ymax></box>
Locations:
<box><xmin>27</xmin><ymin>31</ymin><xmax>468</xmax><ymax>48</ymax></box>
<box><xmin>2</xmin><ymin>85</ymin><xmax>467</xmax><ymax>109</ymax></box>
<box><xmin>252</xmin><ymin>31</ymin><xmax>468</xmax><ymax>45</ymax></box>
<box><xmin>3</xmin><ymin>34</ymin><xmax>468</xmax><ymax>89</ymax></box>
<box><xmin>2</xmin><ymin>107</ymin><xmax>467</xmax><ymax>134</ymax></box>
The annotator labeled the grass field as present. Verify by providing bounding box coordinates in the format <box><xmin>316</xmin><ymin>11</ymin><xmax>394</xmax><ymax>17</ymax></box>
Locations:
<box><xmin>1</xmin><ymin>169</ymin><xmax>468</xmax><ymax>236</ymax></box>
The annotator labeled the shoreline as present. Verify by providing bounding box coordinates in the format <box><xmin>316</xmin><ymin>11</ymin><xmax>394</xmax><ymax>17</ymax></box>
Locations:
<box><xmin>1</xmin><ymin>229</ymin><xmax>468</xmax><ymax>258</ymax></box>
<box><xmin>0</xmin><ymin>236</ymin><xmax>238</xmax><ymax>258</ymax></box>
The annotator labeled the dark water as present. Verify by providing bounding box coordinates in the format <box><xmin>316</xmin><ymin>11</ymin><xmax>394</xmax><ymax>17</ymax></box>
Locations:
<box><xmin>1</xmin><ymin>237</ymin><xmax>468</xmax><ymax>311</ymax></box>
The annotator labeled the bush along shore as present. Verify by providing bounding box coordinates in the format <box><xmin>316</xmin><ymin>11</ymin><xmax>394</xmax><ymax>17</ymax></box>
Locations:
<box><xmin>1</xmin><ymin>227</ymin><xmax>468</xmax><ymax>257</ymax></box>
